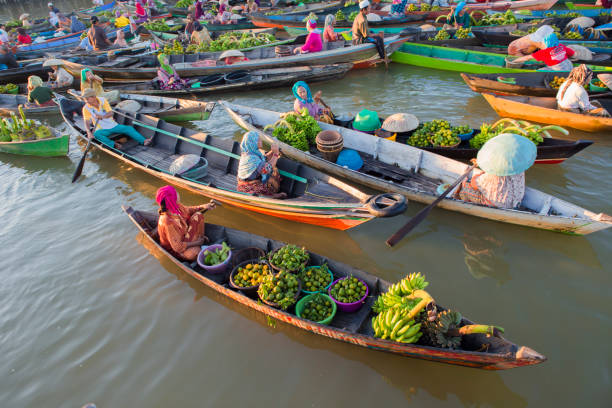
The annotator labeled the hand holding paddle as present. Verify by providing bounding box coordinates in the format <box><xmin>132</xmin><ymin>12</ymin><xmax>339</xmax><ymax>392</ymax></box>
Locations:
<box><xmin>385</xmin><ymin>160</ymin><xmax>478</xmax><ymax>247</ymax></box>
<box><xmin>72</xmin><ymin>116</ymin><xmax>98</xmax><ymax>183</ymax></box>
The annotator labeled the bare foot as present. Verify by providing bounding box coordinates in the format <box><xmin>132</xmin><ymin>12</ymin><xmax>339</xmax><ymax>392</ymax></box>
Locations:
<box><xmin>144</xmin><ymin>138</ymin><xmax>153</xmax><ymax>146</ymax></box>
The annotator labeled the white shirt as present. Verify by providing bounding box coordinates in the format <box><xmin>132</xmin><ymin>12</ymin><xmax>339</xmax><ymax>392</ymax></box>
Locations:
<box><xmin>556</xmin><ymin>81</ymin><xmax>596</xmax><ymax>111</ymax></box>
<box><xmin>0</xmin><ymin>29</ymin><xmax>9</xmax><ymax>43</ymax></box>
<box><xmin>93</xmin><ymin>0</ymin><xmax>104</xmax><ymax>6</ymax></box>
<box><xmin>49</xmin><ymin>11</ymin><xmax>59</xmax><ymax>26</ymax></box>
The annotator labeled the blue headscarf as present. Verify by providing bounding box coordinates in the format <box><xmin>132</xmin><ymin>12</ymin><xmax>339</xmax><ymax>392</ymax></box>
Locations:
<box><xmin>454</xmin><ymin>1</ymin><xmax>466</xmax><ymax>16</ymax></box>
<box><xmin>238</xmin><ymin>131</ymin><xmax>270</xmax><ymax>182</ymax></box>
<box><xmin>542</xmin><ymin>33</ymin><xmax>559</xmax><ymax>48</ymax></box>
<box><xmin>292</xmin><ymin>81</ymin><xmax>313</xmax><ymax>104</ymax></box>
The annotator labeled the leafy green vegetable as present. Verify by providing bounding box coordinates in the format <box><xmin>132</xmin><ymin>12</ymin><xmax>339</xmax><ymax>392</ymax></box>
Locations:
<box><xmin>203</xmin><ymin>242</ymin><xmax>230</xmax><ymax>265</ymax></box>
<box><xmin>263</xmin><ymin>109</ymin><xmax>321</xmax><ymax>151</ymax></box>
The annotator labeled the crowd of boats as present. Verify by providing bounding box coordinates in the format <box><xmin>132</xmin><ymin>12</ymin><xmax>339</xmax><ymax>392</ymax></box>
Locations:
<box><xmin>1</xmin><ymin>0</ymin><xmax>611</xmax><ymax>370</ymax></box>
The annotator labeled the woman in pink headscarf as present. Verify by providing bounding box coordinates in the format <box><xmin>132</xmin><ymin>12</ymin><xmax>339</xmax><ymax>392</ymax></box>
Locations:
<box><xmin>155</xmin><ymin>185</ymin><xmax>217</xmax><ymax>261</ymax></box>
<box><xmin>294</xmin><ymin>19</ymin><xmax>323</xmax><ymax>54</ymax></box>
<box><xmin>135</xmin><ymin>0</ymin><xmax>149</xmax><ymax>23</ymax></box>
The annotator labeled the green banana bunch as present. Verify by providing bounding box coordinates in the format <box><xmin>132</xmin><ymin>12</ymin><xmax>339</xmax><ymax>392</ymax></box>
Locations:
<box><xmin>387</xmin><ymin>272</ymin><xmax>429</xmax><ymax>297</ymax></box>
<box><xmin>372</xmin><ymin>292</ymin><xmax>420</xmax><ymax>313</ymax></box>
<box><xmin>372</xmin><ymin>306</ymin><xmax>422</xmax><ymax>343</ymax></box>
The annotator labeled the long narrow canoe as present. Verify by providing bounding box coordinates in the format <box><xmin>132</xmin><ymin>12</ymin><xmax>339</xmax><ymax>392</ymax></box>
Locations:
<box><xmin>0</xmin><ymin>92</ymin><xmax>215</xmax><ymax>122</ymax></box>
<box><xmin>482</xmin><ymin>93</ymin><xmax>612</xmax><ymax>132</ymax></box>
<box><xmin>59</xmin><ymin>97</ymin><xmax>397</xmax><ymax>230</ymax></box>
<box><xmin>222</xmin><ymin>101</ymin><xmax>612</xmax><ymax>235</ymax></box>
<box><xmin>390</xmin><ymin>42</ymin><xmax>612</xmax><ymax>73</ymax></box>
<box><xmin>0</xmin><ymin>63</ymin><xmax>50</xmax><ymax>85</ymax></box>
<box><xmin>75</xmin><ymin>0</ymin><xmax>116</xmax><ymax>18</ymax></box>
<box><xmin>106</xmin><ymin>64</ymin><xmax>352</xmax><ymax>96</ymax></box>
<box><xmin>0</xmin><ymin>127</ymin><xmax>68</xmax><ymax>157</ymax></box>
<box><xmin>527</xmin><ymin>6</ymin><xmax>611</xmax><ymax>16</ymax></box>
<box><xmin>461</xmin><ymin>71</ymin><xmax>611</xmax><ymax>96</ymax></box>
<box><xmin>467</xmin><ymin>0</ymin><xmax>558</xmax><ymax>10</ymax></box>
<box><xmin>61</xmin><ymin>35</ymin><xmax>407</xmax><ymax>81</ymax></box>
<box><xmin>250</xmin><ymin>10</ymin><xmax>420</xmax><ymax>30</ymax></box>
<box><xmin>124</xmin><ymin>205</ymin><xmax>546</xmax><ymax>370</ymax></box>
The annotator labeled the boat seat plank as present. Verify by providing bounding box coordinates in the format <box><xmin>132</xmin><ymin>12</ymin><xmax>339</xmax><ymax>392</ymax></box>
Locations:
<box><xmin>204</xmin><ymin>167</ymin><xmax>238</xmax><ymax>190</ymax></box>
<box><xmin>201</xmin><ymin>136</ymin><xmax>236</xmax><ymax>172</ymax></box>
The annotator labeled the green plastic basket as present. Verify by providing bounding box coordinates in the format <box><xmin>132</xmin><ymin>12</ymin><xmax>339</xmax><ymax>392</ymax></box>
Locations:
<box><xmin>295</xmin><ymin>293</ymin><xmax>337</xmax><ymax>325</ymax></box>
<box><xmin>589</xmin><ymin>79</ymin><xmax>608</xmax><ymax>92</ymax></box>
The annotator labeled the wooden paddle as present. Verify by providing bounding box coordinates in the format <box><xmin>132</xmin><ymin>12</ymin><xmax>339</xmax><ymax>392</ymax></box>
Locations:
<box><xmin>385</xmin><ymin>161</ymin><xmax>478</xmax><ymax>247</ymax></box>
<box><xmin>72</xmin><ymin>116</ymin><xmax>99</xmax><ymax>183</ymax></box>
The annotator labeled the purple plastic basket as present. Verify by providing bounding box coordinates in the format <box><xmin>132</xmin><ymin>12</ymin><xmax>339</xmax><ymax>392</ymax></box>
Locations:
<box><xmin>197</xmin><ymin>244</ymin><xmax>232</xmax><ymax>274</ymax></box>
<box><xmin>328</xmin><ymin>277</ymin><xmax>369</xmax><ymax>313</ymax></box>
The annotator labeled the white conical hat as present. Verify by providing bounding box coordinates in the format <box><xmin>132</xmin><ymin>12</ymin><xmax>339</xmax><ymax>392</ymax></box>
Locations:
<box><xmin>218</xmin><ymin>49</ymin><xmax>245</xmax><ymax>60</ymax></box>
<box><xmin>43</xmin><ymin>58</ymin><xmax>64</xmax><ymax>67</ymax></box>
<box><xmin>597</xmin><ymin>73</ymin><xmax>612</xmax><ymax>90</ymax></box>
<box><xmin>567</xmin><ymin>17</ymin><xmax>595</xmax><ymax>29</ymax></box>
<box><xmin>381</xmin><ymin>113</ymin><xmax>419</xmax><ymax>133</ymax></box>
<box><xmin>19</xmin><ymin>13</ymin><xmax>30</xmax><ymax>20</ymax></box>
<box><xmin>566</xmin><ymin>44</ymin><xmax>592</xmax><ymax>61</ymax></box>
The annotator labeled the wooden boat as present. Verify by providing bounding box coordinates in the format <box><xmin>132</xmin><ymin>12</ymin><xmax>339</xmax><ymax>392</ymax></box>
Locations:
<box><xmin>123</xmin><ymin>205</ymin><xmax>546</xmax><ymax>370</ymax></box>
<box><xmin>0</xmin><ymin>62</ymin><xmax>49</xmax><ymax>85</ymax></box>
<box><xmin>466</xmin><ymin>0</ymin><xmax>558</xmax><ymax>10</ymax></box>
<box><xmin>250</xmin><ymin>10</ymin><xmax>422</xmax><ymax>30</ymax></box>
<box><xmin>331</xmin><ymin>114</ymin><xmax>592</xmax><ymax>164</ymax></box>
<box><xmin>482</xmin><ymin>93</ymin><xmax>612</xmax><ymax>132</ymax></box>
<box><xmin>60</xmin><ymin>35</ymin><xmax>407</xmax><ymax>81</ymax></box>
<box><xmin>222</xmin><ymin>101</ymin><xmax>612</xmax><ymax>235</ymax></box>
<box><xmin>461</xmin><ymin>71</ymin><xmax>611</xmax><ymax>96</ymax></box>
<box><xmin>0</xmin><ymin>127</ymin><xmax>68</xmax><ymax>157</ymax></box>
<box><xmin>105</xmin><ymin>64</ymin><xmax>352</xmax><ymax>96</ymax></box>
<box><xmin>59</xmin><ymin>97</ymin><xmax>400</xmax><ymax>230</ymax></box>
<box><xmin>0</xmin><ymin>92</ymin><xmax>214</xmax><ymax>122</ymax></box>
<box><xmin>390</xmin><ymin>42</ymin><xmax>612</xmax><ymax>73</ymax></box>
<box><xmin>528</xmin><ymin>6</ymin><xmax>611</xmax><ymax>16</ymax></box>
<box><xmin>75</xmin><ymin>0</ymin><xmax>116</xmax><ymax>18</ymax></box>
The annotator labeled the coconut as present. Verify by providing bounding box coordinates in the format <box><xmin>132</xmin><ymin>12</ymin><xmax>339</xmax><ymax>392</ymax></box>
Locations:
<box><xmin>381</xmin><ymin>113</ymin><xmax>419</xmax><ymax>133</ymax></box>
<box><xmin>567</xmin><ymin>44</ymin><xmax>593</xmax><ymax>61</ymax></box>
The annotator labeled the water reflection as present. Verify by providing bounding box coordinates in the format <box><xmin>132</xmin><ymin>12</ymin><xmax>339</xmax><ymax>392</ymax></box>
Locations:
<box><xmin>138</xmin><ymin>234</ymin><xmax>526</xmax><ymax>407</ymax></box>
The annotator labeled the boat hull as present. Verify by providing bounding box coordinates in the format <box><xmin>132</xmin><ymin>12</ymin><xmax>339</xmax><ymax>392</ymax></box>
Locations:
<box><xmin>0</xmin><ymin>133</ymin><xmax>68</xmax><ymax>157</ymax></box>
<box><xmin>482</xmin><ymin>93</ymin><xmax>612</xmax><ymax>132</ymax></box>
<box><xmin>124</xmin><ymin>206</ymin><xmax>547</xmax><ymax>370</ymax></box>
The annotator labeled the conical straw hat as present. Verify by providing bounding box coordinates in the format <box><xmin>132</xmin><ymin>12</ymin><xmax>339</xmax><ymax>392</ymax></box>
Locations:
<box><xmin>381</xmin><ymin>113</ymin><xmax>419</xmax><ymax>133</ymax></box>
<box><xmin>597</xmin><ymin>73</ymin><xmax>612</xmax><ymax>90</ymax></box>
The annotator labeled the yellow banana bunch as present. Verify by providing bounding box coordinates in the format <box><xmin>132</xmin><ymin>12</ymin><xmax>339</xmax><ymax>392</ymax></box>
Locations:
<box><xmin>387</xmin><ymin>272</ymin><xmax>429</xmax><ymax>297</ymax></box>
<box><xmin>372</xmin><ymin>306</ymin><xmax>422</xmax><ymax>343</ymax></box>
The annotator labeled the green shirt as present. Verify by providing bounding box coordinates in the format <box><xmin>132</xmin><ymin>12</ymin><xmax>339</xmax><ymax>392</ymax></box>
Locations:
<box><xmin>28</xmin><ymin>86</ymin><xmax>53</xmax><ymax>105</ymax></box>
<box><xmin>449</xmin><ymin>12</ymin><xmax>471</xmax><ymax>28</ymax></box>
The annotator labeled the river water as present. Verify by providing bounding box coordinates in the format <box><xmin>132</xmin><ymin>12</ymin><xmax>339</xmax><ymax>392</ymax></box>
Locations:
<box><xmin>1</xmin><ymin>1</ymin><xmax>611</xmax><ymax>407</ymax></box>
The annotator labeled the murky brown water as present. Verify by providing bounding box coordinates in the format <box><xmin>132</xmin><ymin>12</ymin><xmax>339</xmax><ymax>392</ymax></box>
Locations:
<box><xmin>1</xmin><ymin>1</ymin><xmax>611</xmax><ymax>407</ymax></box>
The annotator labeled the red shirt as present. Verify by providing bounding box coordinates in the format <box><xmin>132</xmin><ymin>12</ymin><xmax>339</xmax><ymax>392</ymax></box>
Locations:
<box><xmin>18</xmin><ymin>34</ymin><xmax>32</xmax><ymax>45</ymax></box>
<box><xmin>532</xmin><ymin>45</ymin><xmax>574</xmax><ymax>67</ymax></box>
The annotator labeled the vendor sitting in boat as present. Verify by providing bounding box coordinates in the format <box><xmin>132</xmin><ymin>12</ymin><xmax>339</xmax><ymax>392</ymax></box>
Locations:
<box><xmin>115</xmin><ymin>11</ymin><xmax>131</xmax><ymax>28</ymax></box>
<box><xmin>82</xmin><ymin>88</ymin><xmax>152</xmax><ymax>150</ymax></box>
<box><xmin>507</xmin><ymin>25</ymin><xmax>553</xmax><ymax>56</ymax></box>
<box><xmin>113</xmin><ymin>30</ymin><xmax>128</xmax><ymax>48</ymax></box>
<box><xmin>70</xmin><ymin>16</ymin><xmax>86</xmax><ymax>33</ymax></box>
<box><xmin>155</xmin><ymin>185</ymin><xmax>217</xmax><ymax>261</ymax></box>
<box><xmin>191</xmin><ymin>22</ymin><xmax>212</xmax><ymax>45</ymax></box>
<box><xmin>16</xmin><ymin>28</ymin><xmax>32</xmax><ymax>45</ymax></box>
<box><xmin>352</xmin><ymin>1</ymin><xmax>388</xmax><ymax>66</ymax></box>
<box><xmin>294</xmin><ymin>19</ymin><xmax>323</xmax><ymax>54</ymax></box>
<box><xmin>81</xmin><ymin>68</ymin><xmax>120</xmax><ymax>104</ymax></box>
<box><xmin>44</xmin><ymin>59</ymin><xmax>73</xmax><ymax>88</ymax></box>
<box><xmin>454</xmin><ymin>133</ymin><xmax>535</xmax><ymax>210</ymax></box>
<box><xmin>20</xmin><ymin>13</ymin><xmax>32</xmax><ymax>28</ymax></box>
<box><xmin>557</xmin><ymin>64</ymin><xmax>610</xmax><ymax>117</ymax></box>
<box><xmin>292</xmin><ymin>81</ymin><xmax>333</xmax><ymax>123</ymax></box>
<box><xmin>511</xmin><ymin>33</ymin><xmax>574</xmax><ymax>71</ymax></box>
<box><xmin>27</xmin><ymin>76</ymin><xmax>55</xmax><ymax>107</ymax></box>
<box><xmin>135</xmin><ymin>0</ymin><xmax>149</xmax><ymax>23</ymax></box>
<box><xmin>247</xmin><ymin>0</ymin><xmax>258</xmax><ymax>13</ymax></box>
<box><xmin>87</xmin><ymin>16</ymin><xmax>112</xmax><ymax>51</ymax></box>
<box><xmin>236</xmin><ymin>131</ymin><xmax>286</xmax><ymax>198</ymax></box>
<box><xmin>446</xmin><ymin>1</ymin><xmax>471</xmax><ymax>29</ymax></box>
<box><xmin>214</xmin><ymin>0</ymin><xmax>233</xmax><ymax>24</ymax></box>
<box><xmin>220</xmin><ymin>49</ymin><xmax>249</xmax><ymax>65</ymax></box>
<box><xmin>323</xmin><ymin>15</ymin><xmax>339</xmax><ymax>43</ymax></box>
<box><xmin>155</xmin><ymin>53</ymin><xmax>189</xmax><ymax>90</ymax></box>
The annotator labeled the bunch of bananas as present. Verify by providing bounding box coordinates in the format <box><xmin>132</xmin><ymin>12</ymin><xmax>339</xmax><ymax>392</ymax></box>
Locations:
<box><xmin>420</xmin><ymin>3</ymin><xmax>431</xmax><ymax>11</ymax></box>
<box><xmin>563</xmin><ymin>31</ymin><xmax>583</xmax><ymax>40</ymax></box>
<box><xmin>335</xmin><ymin>9</ymin><xmax>346</xmax><ymax>21</ymax></box>
<box><xmin>432</xmin><ymin>29</ymin><xmax>450</xmax><ymax>41</ymax></box>
<box><xmin>454</xmin><ymin>27</ymin><xmax>471</xmax><ymax>39</ymax></box>
<box><xmin>406</xmin><ymin>4</ymin><xmax>417</xmax><ymax>12</ymax></box>
<box><xmin>372</xmin><ymin>307</ymin><xmax>423</xmax><ymax>343</ymax></box>
<box><xmin>387</xmin><ymin>272</ymin><xmax>429</xmax><ymax>297</ymax></box>
<box><xmin>421</xmin><ymin>310</ymin><xmax>463</xmax><ymax>348</ymax></box>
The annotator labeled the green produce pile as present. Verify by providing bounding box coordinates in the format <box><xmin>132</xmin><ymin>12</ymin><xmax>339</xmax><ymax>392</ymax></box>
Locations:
<box><xmin>407</xmin><ymin>120</ymin><xmax>465</xmax><ymax>148</ymax></box>
<box><xmin>266</xmin><ymin>10</ymin><xmax>284</xmax><ymax>15</ymax></box>
<box><xmin>349</xmin><ymin>11</ymin><xmax>359</xmax><ymax>22</ymax></box>
<box><xmin>0</xmin><ymin>83</ymin><xmax>18</xmax><ymax>94</ymax></box>
<box><xmin>431</xmin><ymin>5</ymin><xmax>441</xmax><ymax>11</ymax></box>
<box><xmin>269</xmin><ymin>244</ymin><xmax>309</xmax><ymax>272</ymax></box>
<box><xmin>175</xmin><ymin>0</ymin><xmax>194</xmax><ymax>8</ymax></box>
<box><xmin>263</xmin><ymin>108</ymin><xmax>322</xmax><ymax>151</ymax></box>
<box><xmin>454</xmin><ymin>27</ymin><xmax>471</xmax><ymax>39</ymax></box>
<box><xmin>202</xmin><ymin>242</ymin><xmax>230</xmax><ymax>266</ymax></box>
<box><xmin>563</xmin><ymin>31</ymin><xmax>583</xmax><ymax>40</ymax></box>
<box><xmin>431</xmin><ymin>29</ymin><xmax>450</xmax><ymax>41</ymax></box>
<box><xmin>97</xmin><ymin>11</ymin><xmax>114</xmax><ymax>18</ymax></box>
<box><xmin>406</xmin><ymin>4</ymin><xmax>417</xmax><ymax>12</ymax></box>
<box><xmin>233</xmin><ymin>262</ymin><xmax>270</xmax><ymax>288</ymax></box>
<box><xmin>470</xmin><ymin>10</ymin><xmax>518</xmax><ymax>26</ymax></box>
<box><xmin>301</xmin><ymin>294</ymin><xmax>334</xmax><ymax>322</ymax></box>
<box><xmin>372</xmin><ymin>272</ymin><xmax>504</xmax><ymax>347</ymax></box>
<box><xmin>258</xmin><ymin>270</ymin><xmax>300</xmax><ymax>310</ymax></box>
<box><xmin>420</xmin><ymin>3</ymin><xmax>431</xmax><ymax>11</ymax></box>
<box><xmin>143</xmin><ymin>19</ymin><xmax>173</xmax><ymax>32</ymax></box>
<box><xmin>329</xmin><ymin>276</ymin><xmax>367</xmax><ymax>304</ymax></box>
<box><xmin>188</xmin><ymin>32</ymin><xmax>277</xmax><ymax>53</ymax></box>
<box><xmin>302</xmin><ymin>12</ymin><xmax>318</xmax><ymax>23</ymax></box>
<box><xmin>335</xmin><ymin>9</ymin><xmax>346</xmax><ymax>21</ymax></box>
<box><xmin>5</xmin><ymin>19</ymin><xmax>21</xmax><ymax>29</ymax></box>
<box><xmin>0</xmin><ymin>107</ymin><xmax>53</xmax><ymax>143</ymax></box>
<box><xmin>545</xmin><ymin>11</ymin><xmax>581</xmax><ymax>18</ymax></box>
<box><xmin>469</xmin><ymin>118</ymin><xmax>568</xmax><ymax>149</ymax></box>
<box><xmin>160</xmin><ymin>40</ymin><xmax>185</xmax><ymax>55</ymax></box>
<box><xmin>299</xmin><ymin>264</ymin><xmax>332</xmax><ymax>292</ymax></box>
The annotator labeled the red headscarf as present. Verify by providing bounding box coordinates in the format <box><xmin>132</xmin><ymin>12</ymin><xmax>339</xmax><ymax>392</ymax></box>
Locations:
<box><xmin>156</xmin><ymin>185</ymin><xmax>184</xmax><ymax>217</ymax></box>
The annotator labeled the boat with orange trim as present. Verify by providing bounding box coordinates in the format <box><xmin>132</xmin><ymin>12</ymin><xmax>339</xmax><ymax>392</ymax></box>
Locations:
<box><xmin>58</xmin><ymin>97</ymin><xmax>405</xmax><ymax>230</ymax></box>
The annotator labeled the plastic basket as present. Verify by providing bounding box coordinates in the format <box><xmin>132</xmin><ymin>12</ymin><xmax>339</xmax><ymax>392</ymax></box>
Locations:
<box><xmin>295</xmin><ymin>293</ymin><xmax>337</xmax><ymax>325</ymax></box>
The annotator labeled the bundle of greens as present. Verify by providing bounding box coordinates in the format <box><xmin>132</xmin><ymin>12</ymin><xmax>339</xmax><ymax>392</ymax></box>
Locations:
<box><xmin>0</xmin><ymin>83</ymin><xmax>18</xmax><ymax>94</ymax></box>
<box><xmin>202</xmin><ymin>242</ymin><xmax>231</xmax><ymax>266</ymax></box>
<box><xmin>0</xmin><ymin>107</ymin><xmax>53</xmax><ymax>143</ymax></box>
<box><xmin>175</xmin><ymin>0</ymin><xmax>194</xmax><ymax>7</ymax></box>
<box><xmin>187</xmin><ymin>32</ymin><xmax>276</xmax><ymax>53</ymax></box>
<box><xmin>469</xmin><ymin>118</ymin><xmax>568</xmax><ymax>149</ymax></box>
<box><xmin>263</xmin><ymin>109</ymin><xmax>321</xmax><ymax>151</ymax></box>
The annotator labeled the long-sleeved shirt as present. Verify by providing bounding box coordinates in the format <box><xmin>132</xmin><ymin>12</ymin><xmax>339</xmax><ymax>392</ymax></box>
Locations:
<box><xmin>301</xmin><ymin>31</ymin><xmax>322</xmax><ymax>53</ymax></box>
<box><xmin>556</xmin><ymin>81</ymin><xmax>597</xmax><ymax>111</ymax></box>
<box><xmin>352</xmin><ymin>12</ymin><xmax>369</xmax><ymax>44</ymax></box>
